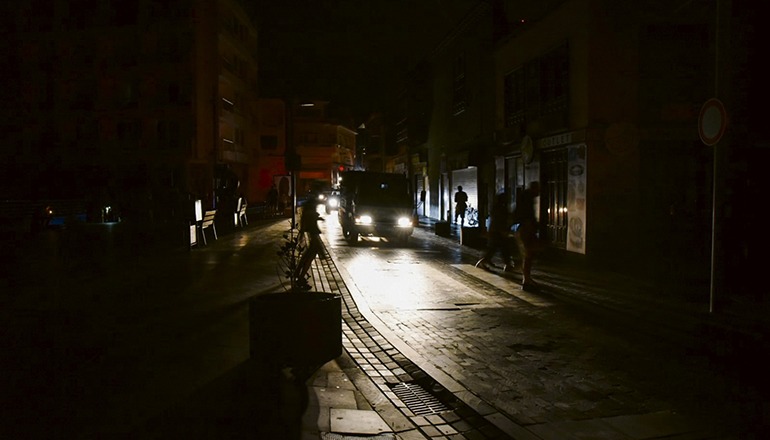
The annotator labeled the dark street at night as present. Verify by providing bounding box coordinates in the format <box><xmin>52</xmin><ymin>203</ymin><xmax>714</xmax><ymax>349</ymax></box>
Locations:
<box><xmin>2</xmin><ymin>0</ymin><xmax>769</xmax><ymax>439</ymax></box>
<box><xmin>2</xmin><ymin>214</ymin><xmax>769</xmax><ymax>438</ymax></box>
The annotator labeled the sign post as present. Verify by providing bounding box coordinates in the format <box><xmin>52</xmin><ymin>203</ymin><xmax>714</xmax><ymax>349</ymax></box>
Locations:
<box><xmin>698</xmin><ymin>98</ymin><xmax>727</xmax><ymax>146</ymax></box>
<box><xmin>699</xmin><ymin>98</ymin><xmax>727</xmax><ymax>314</ymax></box>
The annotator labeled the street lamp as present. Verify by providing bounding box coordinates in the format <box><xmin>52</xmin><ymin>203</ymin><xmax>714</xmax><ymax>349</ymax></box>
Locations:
<box><xmin>285</xmin><ymin>99</ymin><xmax>315</xmax><ymax>228</ymax></box>
<box><xmin>286</xmin><ymin>99</ymin><xmax>297</xmax><ymax>228</ymax></box>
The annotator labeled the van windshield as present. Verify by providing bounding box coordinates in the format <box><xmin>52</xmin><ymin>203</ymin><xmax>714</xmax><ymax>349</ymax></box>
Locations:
<box><xmin>356</xmin><ymin>180</ymin><xmax>411</xmax><ymax>206</ymax></box>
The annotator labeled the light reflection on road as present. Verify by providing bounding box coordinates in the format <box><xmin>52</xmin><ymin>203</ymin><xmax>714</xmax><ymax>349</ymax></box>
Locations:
<box><xmin>322</xmin><ymin>210</ymin><xmax>492</xmax><ymax>311</ymax></box>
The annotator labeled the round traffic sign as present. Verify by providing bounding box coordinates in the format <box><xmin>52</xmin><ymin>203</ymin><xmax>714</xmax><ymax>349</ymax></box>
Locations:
<box><xmin>698</xmin><ymin>98</ymin><xmax>727</xmax><ymax>146</ymax></box>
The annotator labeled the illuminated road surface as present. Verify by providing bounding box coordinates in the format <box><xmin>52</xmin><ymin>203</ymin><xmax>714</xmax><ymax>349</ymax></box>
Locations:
<box><xmin>321</xmin><ymin>210</ymin><xmax>752</xmax><ymax>437</ymax></box>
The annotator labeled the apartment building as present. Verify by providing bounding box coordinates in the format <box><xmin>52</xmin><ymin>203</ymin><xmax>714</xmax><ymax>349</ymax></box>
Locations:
<box><xmin>493</xmin><ymin>0</ymin><xmax>723</xmax><ymax>282</ymax></box>
<box><xmin>5</xmin><ymin>0</ymin><xmax>259</xmax><ymax>233</ymax></box>
<box><xmin>389</xmin><ymin>0</ymin><xmax>763</xmax><ymax>302</ymax></box>
<box><xmin>418</xmin><ymin>1</ymin><xmax>496</xmax><ymax>224</ymax></box>
<box><xmin>252</xmin><ymin>98</ymin><xmax>289</xmax><ymax>204</ymax></box>
<box><xmin>291</xmin><ymin>100</ymin><xmax>356</xmax><ymax>193</ymax></box>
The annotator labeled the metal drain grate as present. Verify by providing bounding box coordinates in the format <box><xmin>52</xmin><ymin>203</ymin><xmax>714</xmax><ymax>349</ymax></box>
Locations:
<box><xmin>391</xmin><ymin>382</ymin><xmax>450</xmax><ymax>416</ymax></box>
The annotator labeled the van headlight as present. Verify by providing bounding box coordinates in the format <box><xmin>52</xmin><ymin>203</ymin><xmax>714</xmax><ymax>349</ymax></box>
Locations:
<box><xmin>328</xmin><ymin>198</ymin><xmax>339</xmax><ymax>208</ymax></box>
<box><xmin>356</xmin><ymin>215</ymin><xmax>373</xmax><ymax>225</ymax></box>
<box><xmin>397</xmin><ymin>217</ymin><xmax>413</xmax><ymax>227</ymax></box>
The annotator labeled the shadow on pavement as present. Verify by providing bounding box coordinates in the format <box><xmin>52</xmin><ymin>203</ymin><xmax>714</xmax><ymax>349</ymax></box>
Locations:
<box><xmin>135</xmin><ymin>359</ymin><xmax>311</xmax><ymax>440</ymax></box>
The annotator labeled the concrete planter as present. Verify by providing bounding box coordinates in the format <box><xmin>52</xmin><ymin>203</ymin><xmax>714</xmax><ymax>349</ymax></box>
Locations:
<box><xmin>435</xmin><ymin>221</ymin><xmax>451</xmax><ymax>237</ymax></box>
<box><xmin>460</xmin><ymin>226</ymin><xmax>485</xmax><ymax>248</ymax></box>
<box><xmin>249</xmin><ymin>291</ymin><xmax>342</xmax><ymax>370</ymax></box>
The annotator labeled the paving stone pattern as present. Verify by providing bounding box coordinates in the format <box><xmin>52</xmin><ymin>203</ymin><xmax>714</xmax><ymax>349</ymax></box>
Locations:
<box><xmin>301</xmin><ymin>219</ymin><xmax>763</xmax><ymax>439</ymax></box>
<box><xmin>312</xmin><ymin>249</ymin><xmax>513</xmax><ymax>439</ymax></box>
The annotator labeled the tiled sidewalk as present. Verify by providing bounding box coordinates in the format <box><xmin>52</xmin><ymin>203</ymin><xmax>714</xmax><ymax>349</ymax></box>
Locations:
<box><xmin>303</xmin><ymin>360</ymin><xmax>395</xmax><ymax>439</ymax></box>
<box><xmin>302</xmin><ymin>244</ymin><xmax>518</xmax><ymax>440</ymax></box>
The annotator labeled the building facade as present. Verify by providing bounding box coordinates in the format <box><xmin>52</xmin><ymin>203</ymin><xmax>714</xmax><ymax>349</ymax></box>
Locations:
<box><xmin>389</xmin><ymin>0</ymin><xmax>763</xmax><ymax>306</ymax></box>
<box><xmin>252</xmin><ymin>98</ymin><xmax>289</xmax><ymax>207</ymax></box>
<box><xmin>291</xmin><ymin>100</ymin><xmax>356</xmax><ymax>193</ymax></box>
<box><xmin>4</xmin><ymin>0</ymin><xmax>260</xmax><ymax>237</ymax></box>
<box><xmin>420</xmin><ymin>2</ymin><xmax>496</xmax><ymax>226</ymax></box>
<box><xmin>493</xmin><ymin>0</ymin><xmax>721</xmax><ymax>284</ymax></box>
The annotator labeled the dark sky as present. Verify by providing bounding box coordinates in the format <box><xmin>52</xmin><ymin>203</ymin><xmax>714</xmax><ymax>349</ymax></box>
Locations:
<box><xmin>251</xmin><ymin>0</ymin><xmax>482</xmax><ymax>120</ymax></box>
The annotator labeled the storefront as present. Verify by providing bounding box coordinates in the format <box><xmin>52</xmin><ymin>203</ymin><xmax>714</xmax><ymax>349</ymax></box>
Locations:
<box><xmin>450</xmin><ymin>166</ymin><xmax>479</xmax><ymax>226</ymax></box>
<box><xmin>503</xmin><ymin>133</ymin><xmax>587</xmax><ymax>255</ymax></box>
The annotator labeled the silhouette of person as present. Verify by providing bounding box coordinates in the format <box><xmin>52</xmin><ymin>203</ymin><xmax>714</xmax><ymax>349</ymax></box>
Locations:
<box><xmin>514</xmin><ymin>181</ymin><xmax>541</xmax><ymax>290</ymax></box>
<box><xmin>454</xmin><ymin>186</ymin><xmax>468</xmax><ymax>226</ymax></box>
<box><xmin>476</xmin><ymin>191</ymin><xmax>516</xmax><ymax>273</ymax></box>
<box><xmin>294</xmin><ymin>187</ymin><xmax>324</xmax><ymax>287</ymax></box>
<box><xmin>267</xmin><ymin>184</ymin><xmax>278</xmax><ymax>215</ymax></box>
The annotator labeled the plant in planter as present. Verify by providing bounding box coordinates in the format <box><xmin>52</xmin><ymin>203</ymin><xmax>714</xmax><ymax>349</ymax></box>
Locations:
<box><xmin>249</xmin><ymin>217</ymin><xmax>342</xmax><ymax>380</ymax></box>
<box><xmin>276</xmin><ymin>222</ymin><xmax>312</xmax><ymax>291</ymax></box>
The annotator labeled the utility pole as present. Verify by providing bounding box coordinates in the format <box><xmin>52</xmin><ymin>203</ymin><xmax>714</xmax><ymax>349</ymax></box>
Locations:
<box><xmin>285</xmin><ymin>98</ymin><xmax>302</xmax><ymax>229</ymax></box>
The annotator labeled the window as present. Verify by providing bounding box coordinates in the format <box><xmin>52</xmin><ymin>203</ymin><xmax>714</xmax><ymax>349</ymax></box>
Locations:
<box><xmin>121</xmin><ymin>79</ymin><xmax>140</xmax><ymax>108</ymax></box>
<box><xmin>71</xmin><ymin>81</ymin><xmax>94</xmax><ymax>111</ymax></box>
<box><xmin>170</xmin><ymin>80</ymin><xmax>191</xmax><ymax>105</ymax></box>
<box><xmin>452</xmin><ymin>53</ymin><xmax>467</xmax><ymax>115</ymax></box>
<box><xmin>263</xmin><ymin>114</ymin><xmax>282</xmax><ymax>127</ymax></box>
<box><xmin>110</xmin><ymin>0</ymin><xmax>138</xmax><ymax>26</ymax></box>
<box><xmin>148</xmin><ymin>0</ymin><xmax>189</xmax><ymax>21</ymax></box>
<box><xmin>261</xmin><ymin>135</ymin><xmax>278</xmax><ymax>150</ymax></box>
<box><xmin>222</xmin><ymin>97</ymin><xmax>234</xmax><ymax>113</ymax></box>
<box><xmin>168</xmin><ymin>83</ymin><xmax>180</xmax><ymax>105</ymax></box>
<box><xmin>541</xmin><ymin>149</ymin><xmax>568</xmax><ymax>248</ymax></box>
<box><xmin>539</xmin><ymin>44</ymin><xmax>569</xmax><ymax>114</ymax></box>
<box><xmin>67</xmin><ymin>0</ymin><xmax>100</xmax><ymax>29</ymax></box>
<box><xmin>503</xmin><ymin>43</ymin><xmax>569</xmax><ymax>130</ymax></box>
<box><xmin>221</xmin><ymin>55</ymin><xmax>231</xmax><ymax>73</ymax></box>
<box><xmin>299</xmin><ymin>133</ymin><xmax>319</xmax><ymax>144</ymax></box>
<box><xmin>157</xmin><ymin>120</ymin><xmax>180</xmax><ymax>149</ymax></box>
<box><xmin>118</xmin><ymin>119</ymin><xmax>141</xmax><ymax>149</ymax></box>
<box><xmin>158</xmin><ymin>32</ymin><xmax>181</xmax><ymax>61</ymax></box>
<box><xmin>396</xmin><ymin>117</ymin><xmax>408</xmax><ymax>144</ymax></box>
<box><xmin>234</xmin><ymin>93</ymin><xmax>243</xmax><ymax>114</ymax></box>
<box><xmin>23</xmin><ymin>0</ymin><xmax>55</xmax><ymax>31</ymax></box>
<box><xmin>76</xmin><ymin>117</ymin><xmax>98</xmax><ymax>143</ymax></box>
<box><xmin>504</xmin><ymin>68</ymin><xmax>525</xmax><ymax>127</ymax></box>
<box><xmin>524</xmin><ymin>60</ymin><xmax>540</xmax><ymax>117</ymax></box>
<box><xmin>116</xmin><ymin>39</ymin><xmax>139</xmax><ymax>67</ymax></box>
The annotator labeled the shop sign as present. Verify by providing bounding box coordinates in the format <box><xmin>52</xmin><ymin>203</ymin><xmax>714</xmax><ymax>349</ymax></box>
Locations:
<box><xmin>539</xmin><ymin>132</ymin><xmax>573</xmax><ymax>149</ymax></box>
<box><xmin>566</xmin><ymin>143</ymin><xmax>587</xmax><ymax>254</ymax></box>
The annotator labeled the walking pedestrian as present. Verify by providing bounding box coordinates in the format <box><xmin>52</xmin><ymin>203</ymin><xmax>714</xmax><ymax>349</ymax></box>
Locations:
<box><xmin>476</xmin><ymin>191</ymin><xmax>516</xmax><ymax>273</ymax></box>
<box><xmin>267</xmin><ymin>184</ymin><xmax>279</xmax><ymax>215</ymax></box>
<box><xmin>294</xmin><ymin>187</ymin><xmax>324</xmax><ymax>288</ymax></box>
<box><xmin>454</xmin><ymin>186</ymin><xmax>468</xmax><ymax>226</ymax></box>
<box><xmin>514</xmin><ymin>181</ymin><xmax>541</xmax><ymax>290</ymax></box>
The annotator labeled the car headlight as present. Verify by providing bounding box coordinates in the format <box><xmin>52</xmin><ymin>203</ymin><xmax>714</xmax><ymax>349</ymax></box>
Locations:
<box><xmin>318</xmin><ymin>194</ymin><xmax>326</xmax><ymax>201</ymax></box>
<box><xmin>397</xmin><ymin>217</ymin><xmax>413</xmax><ymax>227</ymax></box>
<box><xmin>356</xmin><ymin>215</ymin><xmax>373</xmax><ymax>225</ymax></box>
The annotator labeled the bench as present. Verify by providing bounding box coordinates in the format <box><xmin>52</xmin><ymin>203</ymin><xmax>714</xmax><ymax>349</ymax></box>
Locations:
<box><xmin>200</xmin><ymin>209</ymin><xmax>217</xmax><ymax>245</ymax></box>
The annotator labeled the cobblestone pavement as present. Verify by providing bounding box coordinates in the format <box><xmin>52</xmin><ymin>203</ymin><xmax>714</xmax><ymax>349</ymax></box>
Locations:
<box><xmin>309</xmin><ymin>241</ymin><xmax>515</xmax><ymax>439</ymax></box>
<box><xmin>317</xmin><ymin>218</ymin><xmax>766</xmax><ymax>439</ymax></box>
<box><xmin>3</xmin><ymin>215</ymin><xmax>765</xmax><ymax>439</ymax></box>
